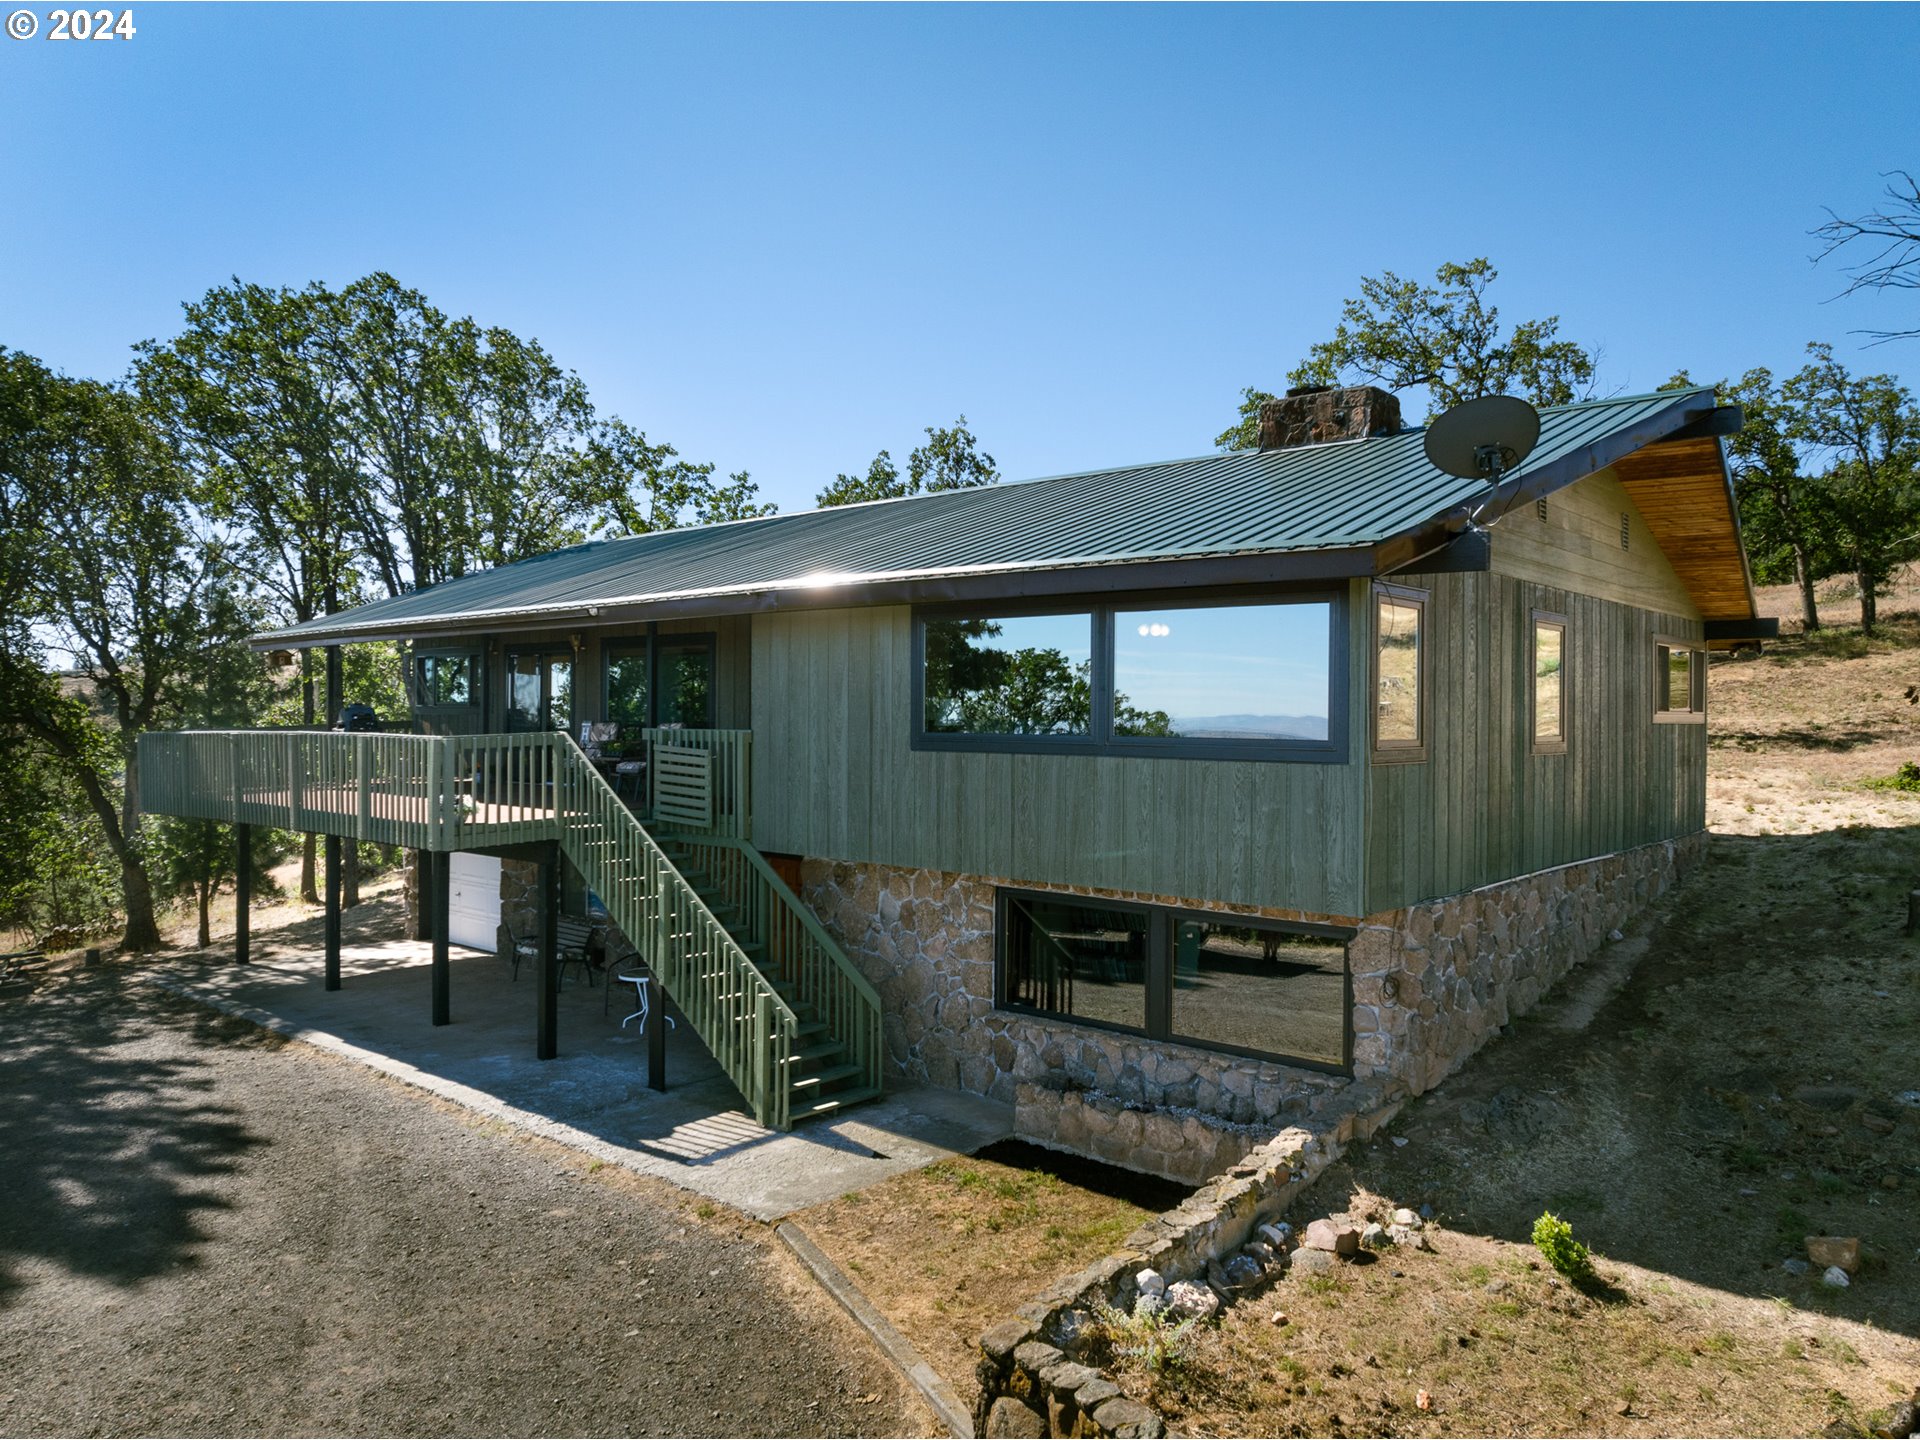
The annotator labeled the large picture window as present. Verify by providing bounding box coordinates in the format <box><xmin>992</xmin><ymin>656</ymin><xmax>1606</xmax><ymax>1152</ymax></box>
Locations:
<box><xmin>923</xmin><ymin>612</ymin><xmax>1095</xmax><ymax>736</ymax></box>
<box><xmin>997</xmin><ymin>888</ymin><xmax>1350</xmax><ymax>1071</ymax></box>
<box><xmin>914</xmin><ymin>592</ymin><xmax>1344</xmax><ymax>762</ymax></box>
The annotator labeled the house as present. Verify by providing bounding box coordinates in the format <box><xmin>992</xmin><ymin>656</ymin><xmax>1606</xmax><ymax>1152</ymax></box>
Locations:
<box><xmin>137</xmin><ymin>384</ymin><xmax>1772</xmax><ymax>1178</ymax></box>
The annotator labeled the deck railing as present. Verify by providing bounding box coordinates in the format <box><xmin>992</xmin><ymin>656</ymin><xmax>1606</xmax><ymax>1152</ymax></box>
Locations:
<box><xmin>638</xmin><ymin>727</ymin><xmax>751</xmax><ymax>840</ymax></box>
<box><xmin>135</xmin><ymin>725</ymin><xmax>868</xmax><ymax>1130</ymax></box>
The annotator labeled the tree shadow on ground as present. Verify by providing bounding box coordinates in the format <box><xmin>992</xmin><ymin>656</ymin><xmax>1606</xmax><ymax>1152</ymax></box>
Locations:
<box><xmin>0</xmin><ymin>966</ymin><xmax>268</xmax><ymax>1310</ymax></box>
<box><xmin>1710</xmin><ymin>726</ymin><xmax>1893</xmax><ymax>751</ymax></box>
<box><xmin>1319</xmin><ymin>822</ymin><xmax>1920</xmax><ymax>1340</ymax></box>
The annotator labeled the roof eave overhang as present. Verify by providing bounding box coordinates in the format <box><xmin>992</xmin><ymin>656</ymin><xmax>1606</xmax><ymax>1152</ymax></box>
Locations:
<box><xmin>248</xmin><ymin>544</ymin><xmax>1393</xmax><ymax>650</ymax></box>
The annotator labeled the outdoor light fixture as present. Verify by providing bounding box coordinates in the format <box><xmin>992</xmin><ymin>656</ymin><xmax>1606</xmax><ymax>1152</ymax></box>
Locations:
<box><xmin>267</xmin><ymin>649</ymin><xmax>295</xmax><ymax>670</ymax></box>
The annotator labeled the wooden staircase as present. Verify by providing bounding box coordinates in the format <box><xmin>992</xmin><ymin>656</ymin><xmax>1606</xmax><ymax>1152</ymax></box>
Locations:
<box><xmin>652</xmin><ymin>835</ymin><xmax>883</xmax><ymax>1122</ymax></box>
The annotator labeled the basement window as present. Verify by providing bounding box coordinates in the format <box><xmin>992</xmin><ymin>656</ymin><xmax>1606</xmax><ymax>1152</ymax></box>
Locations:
<box><xmin>1531</xmin><ymin>611</ymin><xmax>1568</xmax><ymax>754</ymax></box>
<box><xmin>1654</xmin><ymin>638</ymin><xmax>1706</xmax><ymax>722</ymax></box>
<box><xmin>996</xmin><ymin>888</ymin><xmax>1351</xmax><ymax>1071</ymax></box>
<box><xmin>1371</xmin><ymin>584</ymin><xmax>1427</xmax><ymax>762</ymax></box>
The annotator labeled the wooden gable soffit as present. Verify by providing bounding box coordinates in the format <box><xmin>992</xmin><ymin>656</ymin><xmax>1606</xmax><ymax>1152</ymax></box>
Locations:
<box><xmin>1610</xmin><ymin>432</ymin><xmax>1760</xmax><ymax>630</ymax></box>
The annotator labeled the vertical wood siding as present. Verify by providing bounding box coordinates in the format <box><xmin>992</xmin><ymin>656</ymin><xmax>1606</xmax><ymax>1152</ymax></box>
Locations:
<box><xmin>751</xmin><ymin>601</ymin><xmax>1370</xmax><ymax>917</ymax></box>
<box><xmin>1362</xmin><ymin>569</ymin><xmax>1706</xmax><ymax>915</ymax></box>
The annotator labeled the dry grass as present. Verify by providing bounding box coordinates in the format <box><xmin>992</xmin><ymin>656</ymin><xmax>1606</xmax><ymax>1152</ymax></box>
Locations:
<box><xmin>1112</xmin><ymin>1219</ymin><xmax>1916</xmax><ymax>1438</ymax></box>
<box><xmin>797</xmin><ymin>1143</ymin><xmax>1182</xmax><ymax>1398</ymax></box>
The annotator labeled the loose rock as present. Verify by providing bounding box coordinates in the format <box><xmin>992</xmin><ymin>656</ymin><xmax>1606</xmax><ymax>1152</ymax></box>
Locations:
<box><xmin>1163</xmin><ymin>1280</ymin><xmax>1221</xmax><ymax>1322</ymax></box>
<box><xmin>1805</xmin><ymin>1235</ymin><xmax>1861</xmax><ymax>1274</ymax></box>
<box><xmin>1361</xmin><ymin>1222</ymin><xmax>1392</xmax><ymax>1250</ymax></box>
<box><xmin>1392</xmin><ymin>1207</ymin><xmax>1422</xmax><ymax>1229</ymax></box>
<box><xmin>1821</xmin><ymin>1265</ymin><xmax>1851</xmax><ymax>1289</ymax></box>
<box><xmin>1134</xmin><ymin>1268</ymin><xmax>1166</xmax><ymax>1298</ymax></box>
<box><xmin>1782</xmin><ymin>1258</ymin><xmax>1811</xmax><ymax>1276</ymax></box>
<box><xmin>1289</xmin><ymin>1248</ymin><xmax>1336</xmax><ymax>1278</ymax></box>
<box><xmin>1304</xmin><ymin>1219</ymin><xmax>1360</xmax><ymax>1255</ymax></box>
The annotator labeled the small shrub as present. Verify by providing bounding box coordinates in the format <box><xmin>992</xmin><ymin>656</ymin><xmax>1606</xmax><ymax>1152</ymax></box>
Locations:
<box><xmin>1093</xmin><ymin>1301</ymin><xmax>1199</xmax><ymax>1375</ymax></box>
<box><xmin>1531</xmin><ymin>1211</ymin><xmax>1595</xmax><ymax>1283</ymax></box>
<box><xmin>1865</xmin><ymin>761</ymin><xmax>1920</xmax><ymax>793</ymax></box>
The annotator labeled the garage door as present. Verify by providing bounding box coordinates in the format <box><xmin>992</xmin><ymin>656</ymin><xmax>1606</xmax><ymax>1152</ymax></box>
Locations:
<box><xmin>447</xmin><ymin>853</ymin><xmax>502</xmax><ymax>952</ymax></box>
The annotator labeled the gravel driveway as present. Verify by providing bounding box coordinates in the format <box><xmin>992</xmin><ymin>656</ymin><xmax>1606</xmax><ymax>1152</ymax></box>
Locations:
<box><xmin>0</xmin><ymin>964</ymin><xmax>928</xmax><ymax>1437</ymax></box>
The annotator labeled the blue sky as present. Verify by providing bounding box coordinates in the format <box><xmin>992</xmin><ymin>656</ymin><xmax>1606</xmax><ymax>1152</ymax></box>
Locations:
<box><xmin>3</xmin><ymin>3</ymin><xmax>1916</xmax><ymax>515</ymax></box>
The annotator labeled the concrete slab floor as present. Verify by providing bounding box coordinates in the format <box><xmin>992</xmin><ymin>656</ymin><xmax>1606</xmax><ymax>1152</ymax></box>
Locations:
<box><xmin>150</xmin><ymin>934</ymin><xmax>1012</xmax><ymax>1220</ymax></box>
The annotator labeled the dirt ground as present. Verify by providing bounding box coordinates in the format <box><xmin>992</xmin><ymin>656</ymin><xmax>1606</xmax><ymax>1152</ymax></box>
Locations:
<box><xmin>0</xmin><ymin>961</ymin><xmax>929</xmax><ymax>1438</ymax></box>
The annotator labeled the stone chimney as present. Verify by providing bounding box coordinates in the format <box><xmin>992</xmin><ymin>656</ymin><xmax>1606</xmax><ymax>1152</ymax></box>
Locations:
<box><xmin>1256</xmin><ymin>384</ymin><xmax>1402</xmax><ymax>450</ymax></box>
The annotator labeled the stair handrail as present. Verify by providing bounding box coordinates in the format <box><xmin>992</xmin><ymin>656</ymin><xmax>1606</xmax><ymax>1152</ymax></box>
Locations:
<box><xmin>655</xmin><ymin>833</ymin><xmax>882</xmax><ymax>1014</ymax></box>
<box><xmin>546</xmin><ymin>733</ymin><xmax>801</xmax><ymax>1129</ymax></box>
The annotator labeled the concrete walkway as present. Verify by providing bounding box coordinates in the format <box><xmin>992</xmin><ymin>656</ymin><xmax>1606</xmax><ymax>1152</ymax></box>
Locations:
<box><xmin>152</xmin><ymin>934</ymin><xmax>1010</xmax><ymax>1220</ymax></box>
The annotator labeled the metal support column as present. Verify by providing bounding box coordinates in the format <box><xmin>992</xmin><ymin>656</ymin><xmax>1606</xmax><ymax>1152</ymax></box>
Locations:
<box><xmin>323</xmin><ymin>833</ymin><xmax>342</xmax><ymax>991</ymax></box>
<box><xmin>647</xmin><ymin>980</ymin><xmax>667</xmax><ymax>1093</ymax></box>
<box><xmin>537</xmin><ymin>841</ymin><xmax>559</xmax><ymax>1060</ymax></box>
<box><xmin>430</xmin><ymin>850</ymin><xmax>450</xmax><ymax>1026</ymax></box>
<box><xmin>234</xmin><ymin>823</ymin><xmax>251</xmax><ymax>964</ymax></box>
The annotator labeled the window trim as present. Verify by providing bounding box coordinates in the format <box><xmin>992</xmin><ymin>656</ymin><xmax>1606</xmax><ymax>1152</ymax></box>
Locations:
<box><xmin>1369</xmin><ymin>582</ymin><xmax>1429</xmax><ymax>764</ymax></box>
<box><xmin>910</xmin><ymin>586</ymin><xmax>1349</xmax><ymax>764</ymax></box>
<box><xmin>1652</xmin><ymin>634</ymin><xmax>1707</xmax><ymax>724</ymax></box>
<box><xmin>993</xmin><ymin>884</ymin><xmax>1354</xmax><ymax>1074</ymax></box>
<box><xmin>1530</xmin><ymin>609</ymin><xmax>1569</xmax><ymax>756</ymax></box>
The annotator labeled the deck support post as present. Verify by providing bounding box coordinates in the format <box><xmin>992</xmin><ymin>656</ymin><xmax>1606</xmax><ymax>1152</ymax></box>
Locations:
<box><xmin>648</xmin><ymin>979</ymin><xmax>668</xmax><ymax>1093</ymax></box>
<box><xmin>430</xmin><ymin>849</ymin><xmax>450</xmax><ymax>1026</ymax></box>
<box><xmin>323</xmin><ymin>834</ymin><xmax>342</xmax><ymax>991</ymax></box>
<box><xmin>537</xmin><ymin>841</ymin><xmax>559</xmax><ymax>1061</ymax></box>
<box><xmin>234</xmin><ymin>823</ymin><xmax>251</xmax><ymax>965</ymax></box>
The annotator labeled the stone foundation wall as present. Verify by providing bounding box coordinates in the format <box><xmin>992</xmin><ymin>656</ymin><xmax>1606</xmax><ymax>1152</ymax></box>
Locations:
<box><xmin>802</xmin><ymin>832</ymin><xmax>1704</xmax><ymax>1181</ymax></box>
<box><xmin>1349</xmin><ymin>831</ymin><xmax>1706</xmax><ymax>1095</ymax></box>
<box><xmin>799</xmin><ymin>863</ymin><xmax>1349</xmax><ymax>1144</ymax></box>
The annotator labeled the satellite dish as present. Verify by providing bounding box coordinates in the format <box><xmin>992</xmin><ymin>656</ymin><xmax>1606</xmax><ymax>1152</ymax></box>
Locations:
<box><xmin>1422</xmin><ymin>395</ymin><xmax>1541</xmax><ymax>483</ymax></box>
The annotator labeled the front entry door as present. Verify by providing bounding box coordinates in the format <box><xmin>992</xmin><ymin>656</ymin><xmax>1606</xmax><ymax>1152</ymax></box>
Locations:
<box><xmin>506</xmin><ymin>651</ymin><xmax>574</xmax><ymax>733</ymax></box>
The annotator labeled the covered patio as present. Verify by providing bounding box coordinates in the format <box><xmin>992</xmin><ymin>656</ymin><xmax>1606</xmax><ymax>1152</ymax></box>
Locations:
<box><xmin>148</xmin><ymin>930</ymin><xmax>1010</xmax><ymax>1220</ymax></box>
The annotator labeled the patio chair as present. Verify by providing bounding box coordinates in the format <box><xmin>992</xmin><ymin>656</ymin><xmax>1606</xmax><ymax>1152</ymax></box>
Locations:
<box><xmin>506</xmin><ymin>916</ymin><xmax>596</xmax><ymax>987</ymax></box>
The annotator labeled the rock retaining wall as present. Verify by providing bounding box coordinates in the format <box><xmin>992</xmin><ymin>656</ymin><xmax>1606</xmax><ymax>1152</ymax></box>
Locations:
<box><xmin>972</xmin><ymin>1079</ymin><xmax>1406</xmax><ymax>1438</ymax></box>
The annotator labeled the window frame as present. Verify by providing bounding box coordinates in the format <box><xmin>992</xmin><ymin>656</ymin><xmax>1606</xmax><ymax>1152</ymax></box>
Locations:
<box><xmin>413</xmin><ymin>650</ymin><xmax>479</xmax><ymax>710</ymax></box>
<box><xmin>1653</xmin><ymin>635</ymin><xmax>1707</xmax><ymax>724</ymax></box>
<box><xmin>1530</xmin><ymin>609</ymin><xmax>1569</xmax><ymax>756</ymax></box>
<box><xmin>911</xmin><ymin>586</ymin><xmax>1349</xmax><ymax>764</ymax></box>
<box><xmin>1369</xmin><ymin>582</ymin><xmax>1429</xmax><ymax>765</ymax></box>
<box><xmin>993</xmin><ymin>884</ymin><xmax>1354</xmax><ymax>1074</ymax></box>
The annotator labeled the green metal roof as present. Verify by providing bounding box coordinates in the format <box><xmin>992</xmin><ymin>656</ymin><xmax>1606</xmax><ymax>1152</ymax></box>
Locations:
<box><xmin>260</xmin><ymin>387</ymin><xmax>1728</xmax><ymax>646</ymax></box>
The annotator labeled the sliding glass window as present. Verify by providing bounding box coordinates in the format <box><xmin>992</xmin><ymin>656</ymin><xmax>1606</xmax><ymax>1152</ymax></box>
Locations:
<box><xmin>997</xmin><ymin>888</ymin><xmax>1351</xmax><ymax>1071</ymax></box>
<box><xmin>915</xmin><ymin>592</ymin><xmax>1344</xmax><ymax>762</ymax></box>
